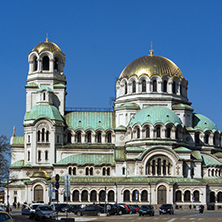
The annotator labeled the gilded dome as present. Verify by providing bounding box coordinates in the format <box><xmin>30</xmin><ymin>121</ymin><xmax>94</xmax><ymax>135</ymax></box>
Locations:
<box><xmin>119</xmin><ymin>55</ymin><xmax>184</xmax><ymax>80</ymax></box>
<box><xmin>32</xmin><ymin>39</ymin><xmax>62</xmax><ymax>54</ymax></box>
<box><xmin>31</xmin><ymin>168</ymin><xmax>49</xmax><ymax>178</ymax></box>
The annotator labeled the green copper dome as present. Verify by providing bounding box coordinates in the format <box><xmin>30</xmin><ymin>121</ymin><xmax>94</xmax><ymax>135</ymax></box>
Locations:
<box><xmin>24</xmin><ymin>105</ymin><xmax>63</xmax><ymax>122</ymax></box>
<box><xmin>129</xmin><ymin>106</ymin><xmax>182</xmax><ymax>127</ymax></box>
<box><xmin>193</xmin><ymin>113</ymin><xmax>218</xmax><ymax>132</ymax></box>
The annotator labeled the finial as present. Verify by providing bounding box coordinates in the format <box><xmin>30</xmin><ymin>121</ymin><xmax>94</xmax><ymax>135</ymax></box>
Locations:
<box><xmin>12</xmin><ymin>126</ymin><xmax>16</xmax><ymax>137</ymax></box>
<box><xmin>46</xmin><ymin>32</ymin><xmax>49</xmax><ymax>42</ymax></box>
<box><xmin>149</xmin><ymin>41</ymin><xmax>154</xmax><ymax>56</ymax></box>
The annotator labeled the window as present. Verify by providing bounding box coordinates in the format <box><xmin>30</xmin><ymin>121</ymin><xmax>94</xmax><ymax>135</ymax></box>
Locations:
<box><xmin>137</xmin><ymin>128</ymin><xmax>140</xmax><ymax>139</ymax></box>
<box><xmin>28</xmin><ymin>135</ymin><xmax>30</xmax><ymax>143</ymax></box>
<box><xmin>132</xmin><ymin>81</ymin><xmax>136</xmax><ymax>93</ymax></box>
<box><xmin>141</xmin><ymin>190</ymin><xmax>148</xmax><ymax>202</ymax></box>
<box><xmin>107</xmin><ymin>167</ymin><xmax>110</xmax><ymax>176</ymax></box>
<box><xmin>97</xmin><ymin>132</ymin><xmax>101</xmax><ymax>143</ymax></box>
<box><xmin>107</xmin><ymin>132</ymin><xmax>112</xmax><ymax>143</ymax></box>
<box><xmin>175</xmin><ymin>190</ymin><xmax>182</xmax><ymax>202</ymax></box>
<box><xmin>163</xmin><ymin>80</ymin><xmax>167</xmax><ymax>92</ymax></box>
<box><xmin>102</xmin><ymin>167</ymin><xmax>106</xmax><ymax>176</ymax></box>
<box><xmin>28</xmin><ymin>151</ymin><xmax>30</xmax><ymax>161</ymax></box>
<box><xmin>45</xmin><ymin>151</ymin><xmax>48</xmax><ymax>160</ymax></box>
<box><xmin>166</xmin><ymin>127</ymin><xmax>171</xmax><ymax>138</ymax></box>
<box><xmin>54</xmin><ymin>58</ymin><xmax>58</xmax><ymax>71</ymax></box>
<box><xmin>85</xmin><ymin>167</ymin><xmax>89</xmax><ymax>175</ymax></box>
<box><xmin>184</xmin><ymin>190</ymin><xmax>190</xmax><ymax>202</ymax></box>
<box><xmin>205</xmin><ymin>133</ymin><xmax>209</xmax><ymax>144</ymax></box>
<box><xmin>90</xmin><ymin>168</ymin><xmax>93</xmax><ymax>175</ymax></box>
<box><xmin>156</xmin><ymin>126</ymin><xmax>161</xmax><ymax>138</ymax></box>
<box><xmin>153</xmin><ymin>80</ymin><xmax>157</xmax><ymax>92</ymax></box>
<box><xmin>37</xmin><ymin>131</ymin><xmax>41</xmax><ymax>142</ymax></box>
<box><xmin>68</xmin><ymin>167</ymin><xmax>72</xmax><ymax>175</ymax></box>
<box><xmin>67</xmin><ymin>132</ymin><xmax>72</xmax><ymax>143</ymax></box>
<box><xmin>77</xmin><ymin>132</ymin><xmax>81</xmax><ymax>143</ymax></box>
<box><xmin>43</xmin><ymin>92</ymin><xmax>46</xmax><ymax>101</ymax></box>
<box><xmin>46</xmin><ymin>131</ymin><xmax>49</xmax><ymax>142</ymax></box>
<box><xmin>38</xmin><ymin>151</ymin><xmax>41</xmax><ymax>160</ymax></box>
<box><xmin>172</xmin><ymin>81</ymin><xmax>176</xmax><ymax>94</ymax></box>
<box><xmin>42</xmin><ymin>128</ymin><xmax>45</xmax><ymax>142</ymax></box>
<box><xmin>146</xmin><ymin>126</ymin><xmax>150</xmax><ymax>138</ymax></box>
<box><xmin>42</xmin><ymin>56</ymin><xmax>49</xmax><ymax>70</ymax></box>
<box><xmin>122</xmin><ymin>167</ymin><xmax>125</xmax><ymax>175</ymax></box>
<box><xmin>123</xmin><ymin>190</ymin><xmax>130</xmax><ymax>202</ymax></box>
<box><xmin>57</xmin><ymin>135</ymin><xmax>60</xmax><ymax>143</ymax></box>
<box><xmin>87</xmin><ymin>132</ymin><xmax>91</xmax><ymax>143</ymax></box>
<box><xmin>125</xmin><ymin>82</ymin><xmax>127</xmax><ymax>94</ymax></box>
<box><xmin>195</xmin><ymin>132</ymin><xmax>200</xmax><ymax>144</ymax></box>
<box><xmin>73</xmin><ymin>167</ymin><xmax>76</xmax><ymax>175</ymax></box>
<box><xmin>142</xmin><ymin>80</ymin><xmax>146</xmax><ymax>92</ymax></box>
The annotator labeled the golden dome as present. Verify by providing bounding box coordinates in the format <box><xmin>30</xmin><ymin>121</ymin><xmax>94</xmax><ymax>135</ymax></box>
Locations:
<box><xmin>119</xmin><ymin>55</ymin><xmax>184</xmax><ymax>80</ymax></box>
<box><xmin>31</xmin><ymin>168</ymin><xmax>49</xmax><ymax>178</ymax></box>
<box><xmin>32</xmin><ymin>39</ymin><xmax>62</xmax><ymax>54</ymax></box>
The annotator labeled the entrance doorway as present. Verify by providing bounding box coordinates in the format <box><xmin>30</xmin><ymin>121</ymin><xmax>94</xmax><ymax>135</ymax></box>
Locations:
<box><xmin>34</xmin><ymin>185</ymin><xmax>43</xmax><ymax>202</ymax></box>
<box><xmin>158</xmin><ymin>185</ymin><xmax>166</xmax><ymax>204</ymax></box>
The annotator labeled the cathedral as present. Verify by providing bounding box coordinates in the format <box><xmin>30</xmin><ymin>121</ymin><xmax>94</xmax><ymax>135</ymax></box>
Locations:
<box><xmin>8</xmin><ymin>38</ymin><xmax>222</xmax><ymax>210</ymax></box>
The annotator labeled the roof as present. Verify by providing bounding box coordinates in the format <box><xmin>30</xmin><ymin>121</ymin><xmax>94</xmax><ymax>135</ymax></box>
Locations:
<box><xmin>119</xmin><ymin>55</ymin><xmax>185</xmax><ymax>80</ymax></box>
<box><xmin>129</xmin><ymin>106</ymin><xmax>183</xmax><ymax>127</ymax></box>
<box><xmin>11</xmin><ymin>137</ymin><xmax>24</xmax><ymax>145</ymax></box>
<box><xmin>31</xmin><ymin>40</ymin><xmax>63</xmax><ymax>54</ymax></box>
<box><xmin>127</xmin><ymin>147</ymin><xmax>146</xmax><ymax>151</ymax></box>
<box><xmin>191</xmin><ymin>151</ymin><xmax>202</xmax><ymax>160</ymax></box>
<box><xmin>10</xmin><ymin>160</ymin><xmax>24</xmax><ymax>167</ymax></box>
<box><xmin>24</xmin><ymin>105</ymin><xmax>64</xmax><ymax>122</ymax></box>
<box><xmin>172</xmin><ymin>104</ymin><xmax>193</xmax><ymax>111</ymax></box>
<box><xmin>174</xmin><ymin>147</ymin><xmax>191</xmax><ymax>152</ymax></box>
<box><xmin>202</xmin><ymin>155</ymin><xmax>222</xmax><ymax>166</ymax></box>
<box><xmin>65</xmin><ymin>111</ymin><xmax>114</xmax><ymax>131</ymax></box>
<box><xmin>116</xmin><ymin>103</ymin><xmax>140</xmax><ymax>109</ymax></box>
<box><xmin>193</xmin><ymin>113</ymin><xmax>219</xmax><ymax>133</ymax></box>
<box><xmin>54</xmin><ymin>153</ymin><xmax>115</xmax><ymax>166</ymax></box>
<box><xmin>37</xmin><ymin>86</ymin><xmax>53</xmax><ymax>92</ymax></box>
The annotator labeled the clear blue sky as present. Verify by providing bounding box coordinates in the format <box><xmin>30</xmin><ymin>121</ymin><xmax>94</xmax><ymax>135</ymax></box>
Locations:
<box><xmin>1</xmin><ymin>0</ymin><xmax>222</xmax><ymax>139</ymax></box>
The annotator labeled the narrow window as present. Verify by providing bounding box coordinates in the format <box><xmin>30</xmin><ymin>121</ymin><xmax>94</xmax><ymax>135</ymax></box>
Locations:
<box><xmin>85</xmin><ymin>167</ymin><xmax>89</xmax><ymax>175</ymax></box>
<box><xmin>107</xmin><ymin>168</ymin><xmax>110</xmax><ymax>176</ymax></box>
<box><xmin>142</xmin><ymin>80</ymin><xmax>146</xmax><ymax>92</ymax></box>
<box><xmin>122</xmin><ymin>167</ymin><xmax>125</xmax><ymax>175</ymax></box>
<box><xmin>77</xmin><ymin>132</ymin><xmax>81</xmax><ymax>143</ymax></box>
<box><xmin>152</xmin><ymin>160</ymin><xmax>155</xmax><ymax>175</ymax></box>
<box><xmin>205</xmin><ymin>133</ymin><xmax>209</xmax><ymax>144</ymax></box>
<box><xmin>125</xmin><ymin>82</ymin><xmax>127</xmax><ymax>94</ymax></box>
<box><xmin>97</xmin><ymin>132</ymin><xmax>101</xmax><ymax>143</ymax></box>
<box><xmin>43</xmin><ymin>92</ymin><xmax>46</xmax><ymax>101</ymax></box>
<box><xmin>54</xmin><ymin>57</ymin><xmax>58</xmax><ymax>71</ymax></box>
<box><xmin>102</xmin><ymin>167</ymin><xmax>106</xmax><ymax>176</ymax></box>
<box><xmin>157</xmin><ymin>158</ymin><xmax>161</xmax><ymax>175</ymax></box>
<box><xmin>68</xmin><ymin>167</ymin><xmax>72</xmax><ymax>175</ymax></box>
<box><xmin>37</xmin><ymin>131</ymin><xmax>41</xmax><ymax>142</ymax></box>
<box><xmin>46</xmin><ymin>131</ymin><xmax>49</xmax><ymax>142</ymax></box>
<box><xmin>45</xmin><ymin>151</ymin><xmax>48</xmax><ymax>160</ymax></box>
<box><xmin>137</xmin><ymin>128</ymin><xmax>140</xmax><ymax>139</ymax></box>
<box><xmin>163</xmin><ymin>80</ymin><xmax>167</xmax><ymax>92</ymax></box>
<box><xmin>132</xmin><ymin>81</ymin><xmax>136</xmax><ymax>93</ymax></box>
<box><xmin>153</xmin><ymin>80</ymin><xmax>157</xmax><ymax>92</ymax></box>
<box><xmin>180</xmin><ymin>84</ymin><xmax>183</xmax><ymax>96</ymax></box>
<box><xmin>195</xmin><ymin>132</ymin><xmax>200</xmax><ymax>144</ymax></box>
<box><xmin>42</xmin><ymin>128</ymin><xmax>45</xmax><ymax>142</ymax></box>
<box><xmin>146</xmin><ymin>126</ymin><xmax>150</xmax><ymax>138</ymax></box>
<box><xmin>28</xmin><ymin>151</ymin><xmax>30</xmax><ymax>161</ymax></box>
<box><xmin>163</xmin><ymin>160</ymin><xmax>166</xmax><ymax>175</ymax></box>
<box><xmin>57</xmin><ymin>135</ymin><xmax>60</xmax><ymax>143</ymax></box>
<box><xmin>28</xmin><ymin>135</ymin><xmax>30</xmax><ymax>143</ymax></box>
<box><xmin>156</xmin><ymin>126</ymin><xmax>161</xmax><ymax>138</ymax></box>
<box><xmin>166</xmin><ymin>127</ymin><xmax>171</xmax><ymax>138</ymax></box>
<box><xmin>172</xmin><ymin>81</ymin><xmax>176</xmax><ymax>94</ymax></box>
<box><xmin>87</xmin><ymin>132</ymin><xmax>91</xmax><ymax>143</ymax></box>
<box><xmin>67</xmin><ymin>132</ymin><xmax>72</xmax><ymax>143</ymax></box>
<box><xmin>107</xmin><ymin>132</ymin><xmax>112</xmax><ymax>143</ymax></box>
<box><xmin>38</xmin><ymin>150</ymin><xmax>41</xmax><ymax>160</ymax></box>
<box><xmin>42</xmin><ymin>56</ymin><xmax>49</xmax><ymax>70</ymax></box>
<box><xmin>73</xmin><ymin>167</ymin><xmax>76</xmax><ymax>175</ymax></box>
<box><xmin>90</xmin><ymin>168</ymin><xmax>93</xmax><ymax>176</ymax></box>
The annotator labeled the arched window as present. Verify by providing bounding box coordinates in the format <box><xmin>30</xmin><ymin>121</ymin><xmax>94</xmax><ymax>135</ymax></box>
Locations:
<box><xmin>125</xmin><ymin>82</ymin><xmax>127</xmax><ymax>94</ymax></box>
<box><xmin>38</xmin><ymin>150</ymin><xmax>41</xmax><ymax>160</ymax></box>
<box><xmin>156</xmin><ymin>126</ymin><xmax>161</xmax><ymax>138</ymax></box>
<box><xmin>85</xmin><ymin>167</ymin><xmax>89</xmax><ymax>176</ymax></box>
<box><xmin>97</xmin><ymin>132</ymin><xmax>102</xmax><ymax>143</ymax></box>
<box><xmin>102</xmin><ymin>167</ymin><xmax>106</xmax><ymax>176</ymax></box>
<box><xmin>122</xmin><ymin>167</ymin><xmax>125</xmax><ymax>175</ymax></box>
<box><xmin>212</xmin><ymin>169</ymin><xmax>214</xmax><ymax>177</ymax></box>
<box><xmin>142</xmin><ymin>80</ymin><xmax>146</xmax><ymax>92</ymax></box>
<box><xmin>46</xmin><ymin>131</ymin><xmax>49</xmax><ymax>142</ymax></box>
<box><xmin>107</xmin><ymin>168</ymin><xmax>110</xmax><ymax>176</ymax></box>
<box><xmin>42</xmin><ymin>128</ymin><xmax>45</xmax><ymax>142</ymax></box>
<box><xmin>172</xmin><ymin>81</ymin><xmax>176</xmax><ymax>94</ymax></box>
<box><xmin>33</xmin><ymin>57</ymin><xmax>37</xmax><ymax>71</ymax></box>
<box><xmin>217</xmin><ymin>192</ymin><xmax>222</xmax><ymax>203</ymax></box>
<box><xmin>137</xmin><ymin>128</ymin><xmax>140</xmax><ymax>139</ymax></box>
<box><xmin>204</xmin><ymin>133</ymin><xmax>209</xmax><ymax>144</ymax></box>
<box><xmin>175</xmin><ymin>190</ymin><xmax>182</xmax><ymax>202</ymax></box>
<box><xmin>90</xmin><ymin>190</ymin><xmax>97</xmax><ymax>202</ymax></box>
<box><xmin>195</xmin><ymin>132</ymin><xmax>200</xmax><ymax>144</ymax></box>
<box><xmin>141</xmin><ymin>190</ymin><xmax>148</xmax><ymax>202</ymax></box>
<box><xmin>43</xmin><ymin>92</ymin><xmax>46</xmax><ymax>101</ymax></box>
<box><xmin>107</xmin><ymin>132</ymin><xmax>112</xmax><ymax>143</ymax></box>
<box><xmin>28</xmin><ymin>151</ymin><xmax>30</xmax><ymax>161</ymax></box>
<box><xmin>153</xmin><ymin>80</ymin><xmax>157</xmax><ymax>92</ymax></box>
<box><xmin>45</xmin><ymin>151</ymin><xmax>48</xmax><ymax>160</ymax></box>
<box><xmin>90</xmin><ymin>168</ymin><xmax>93</xmax><ymax>176</ymax></box>
<box><xmin>81</xmin><ymin>190</ymin><xmax>88</xmax><ymax>202</ymax></box>
<box><xmin>176</xmin><ymin>128</ymin><xmax>179</xmax><ymax>140</ymax></box>
<box><xmin>87</xmin><ymin>132</ymin><xmax>91</xmax><ymax>143</ymax></box>
<box><xmin>54</xmin><ymin>57</ymin><xmax>59</xmax><ymax>71</ymax></box>
<box><xmin>193</xmin><ymin>190</ymin><xmax>199</xmax><ymax>202</ymax></box>
<box><xmin>166</xmin><ymin>127</ymin><xmax>171</xmax><ymax>138</ymax></box>
<box><xmin>37</xmin><ymin>131</ymin><xmax>41</xmax><ymax>142</ymax></box>
<box><xmin>123</xmin><ymin>190</ymin><xmax>130</xmax><ymax>202</ymax></box>
<box><xmin>73</xmin><ymin>190</ymin><xmax>79</xmax><ymax>202</ymax></box>
<box><xmin>184</xmin><ymin>190</ymin><xmax>190</xmax><ymax>202</ymax></box>
<box><xmin>73</xmin><ymin>167</ymin><xmax>76</xmax><ymax>175</ymax></box>
<box><xmin>99</xmin><ymin>190</ymin><xmax>105</xmax><ymax>202</ymax></box>
<box><xmin>77</xmin><ymin>132</ymin><xmax>81</xmax><ymax>143</ymax></box>
<box><xmin>157</xmin><ymin>158</ymin><xmax>161</xmax><ymax>175</ymax></box>
<box><xmin>163</xmin><ymin>160</ymin><xmax>166</xmax><ymax>175</ymax></box>
<box><xmin>42</xmin><ymin>56</ymin><xmax>49</xmax><ymax>70</ymax></box>
<box><xmin>152</xmin><ymin>160</ymin><xmax>155</xmax><ymax>175</ymax></box>
<box><xmin>132</xmin><ymin>190</ymin><xmax>139</xmax><ymax>202</ymax></box>
<box><xmin>163</xmin><ymin>80</ymin><xmax>167</xmax><ymax>92</ymax></box>
<box><xmin>68</xmin><ymin>167</ymin><xmax>72</xmax><ymax>175</ymax></box>
<box><xmin>108</xmin><ymin>190</ymin><xmax>114</xmax><ymax>202</ymax></box>
<box><xmin>132</xmin><ymin>81</ymin><xmax>136</xmax><ymax>93</ymax></box>
<box><xmin>67</xmin><ymin>132</ymin><xmax>72</xmax><ymax>144</ymax></box>
<box><xmin>146</xmin><ymin>126</ymin><xmax>150</xmax><ymax>138</ymax></box>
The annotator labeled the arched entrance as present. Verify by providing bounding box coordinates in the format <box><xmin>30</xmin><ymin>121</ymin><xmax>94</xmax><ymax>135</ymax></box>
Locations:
<box><xmin>34</xmin><ymin>185</ymin><xmax>43</xmax><ymax>202</ymax></box>
<box><xmin>158</xmin><ymin>185</ymin><xmax>166</xmax><ymax>204</ymax></box>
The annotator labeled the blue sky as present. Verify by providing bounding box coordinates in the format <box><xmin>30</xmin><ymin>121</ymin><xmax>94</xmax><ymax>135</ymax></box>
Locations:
<box><xmin>1</xmin><ymin>0</ymin><xmax>222</xmax><ymax>139</ymax></box>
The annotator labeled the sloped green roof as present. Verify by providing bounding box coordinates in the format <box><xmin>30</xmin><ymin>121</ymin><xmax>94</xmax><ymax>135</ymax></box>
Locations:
<box><xmin>37</xmin><ymin>86</ymin><xmax>53</xmax><ymax>92</ymax></box>
<box><xmin>193</xmin><ymin>113</ymin><xmax>218</xmax><ymax>133</ymax></box>
<box><xmin>127</xmin><ymin>147</ymin><xmax>145</xmax><ymax>151</ymax></box>
<box><xmin>24</xmin><ymin>105</ymin><xmax>63</xmax><ymax>122</ymax></box>
<box><xmin>12</xmin><ymin>137</ymin><xmax>24</xmax><ymax>145</ymax></box>
<box><xmin>116</xmin><ymin>103</ymin><xmax>140</xmax><ymax>109</ymax></box>
<box><xmin>174</xmin><ymin>147</ymin><xmax>191</xmax><ymax>152</ymax></box>
<box><xmin>129</xmin><ymin>106</ymin><xmax>183</xmax><ymax>127</ymax></box>
<box><xmin>54</xmin><ymin>83</ymin><xmax>66</xmax><ymax>88</ymax></box>
<box><xmin>191</xmin><ymin>151</ymin><xmax>202</xmax><ymax>160</ymax></box>
<box><xmin>115</xmin><ymin>125</ymin><xmax>126</xmax><ymax>130</ymax></box>
<box><xmin>10</xmin><ymin>160</ymin><xmax>24</xmax><ymax>167</ymax></box>
<box><xmin>54</xmin><ymin>153</ymin><xmax>115</xmax><ymax>166</ymax></box>
<box><xmin>172</xmin><ymin>104</ymin><xmax>193</xmax><ymax>110</ymax></box>
<box><xmin>65</xmin><ymin>111</ymin><xmax>114</xmax><ymax>131</ymax></box>
<box><xmin>213</xmin><ymin>152</ymin><xmax>222</xmax><ymax>158</ymax></box>
<box><xmin>202</xmin><ymin>155</ymin><xmax>222</xmax><ymax>166</ymax></box>
<box><xmin>25</xmin><ymin>83</ymin><xmax>38</xmax><ymax>88</ymax></box>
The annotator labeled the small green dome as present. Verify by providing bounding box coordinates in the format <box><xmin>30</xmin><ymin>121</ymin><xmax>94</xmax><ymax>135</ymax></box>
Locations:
<box><xmin>24</xmin><ymin>105</ymin><xmax>63</xmax><ymax>122</ymax></box>
<box><xmin>193</xmin><ymin>113</ymin><xmax>218</xmax><ymax>132</ymax></box>
<box><xmin>129</xmin><ymin>106</ymin><xmax>182</xmax><ymax>127</ymax></box>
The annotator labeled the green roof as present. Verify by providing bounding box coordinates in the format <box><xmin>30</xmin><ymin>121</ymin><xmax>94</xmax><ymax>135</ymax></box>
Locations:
<box><xmin>213</xmin><ymin>152</ymin><xmax>222</xmax><ymax>158</ymax></box>
<box><xmin>37</xmin><ymin>86</ymin><xmax>53</xmax><ymax>92</ymax></box>
<box><xmin>129</xmin><ymin>106</ymin><xmax>183</xmax><ymax>127</ymax></box>
<box><xmin>191</xmin><ymin>151</ymin><xmax>202</xmax><ymax>160</ymax></box>
<box><xmin>115</xmin><ymin>149</ymin><xmax>126</xmax><ymax>160</ymax></box>
<box><xmin>127</xmin><ymin>147</ymin><xmax>145</xmax><ymax>151</ymax></box>
<box><xmin>12</xmin><ymin>137</ymin><xmax>24</xmax><ymax>145</ymax></box>
<box><xmin>193</xmin><ymin>113</ymin><xmax>218</xmax><ymax>133</ymax></box>
<box><xmin>10</xmin><ymin>160</ymin><xmax>24</xmax><ymax>167</ymax></box>
<box><xmin>202</xmin><ymin>155</ymin><xmax>222</xmax><ymax>166</ymax></box>
<box><xmin>172</xmin><ymin>104</ymin><xmax>193</xmax><ymax>110</ymax></box>
<box><xmin>54</xmin><ymin>83</ymin><xmax>66</xmax><ymax>88</ymax></box>
<box><xmin>65</xmin><ymin>111</ymin><xmax>114</xmax><ymax>131</ymax></box>
<box><xmin>115</xmin><ymin>125</ymin><xmax>126</xmax><ymax>130</ymax></box>
<box><xmin>24</xmin><ymin>105</ymin><xmax>64</xmax><ymax>122</ymax></box>
<box><xmin>116</xmin><ymin>103</ymin><xmax>140</xmax><ymax>109</ymax></box>
<box><xmin>25</xmin><ymin>83</ymin><xmax>38</xmax><ymax>88</ymax></box>
<box><xmin>54</xmin><ymin>153</ymin><xmax>115</xmax><ymax>166</ymax></box>
<box><xmin>174</xmin><ymin>147</ymin><xmax>191</xmax><ymax>152</ymax></box>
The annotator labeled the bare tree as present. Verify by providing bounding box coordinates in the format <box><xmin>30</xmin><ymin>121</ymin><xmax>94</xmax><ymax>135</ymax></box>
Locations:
<box><xmin>0</xmin><ymin>135</ymin><xmax>10</xmax><ymax>187</ymax></box>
